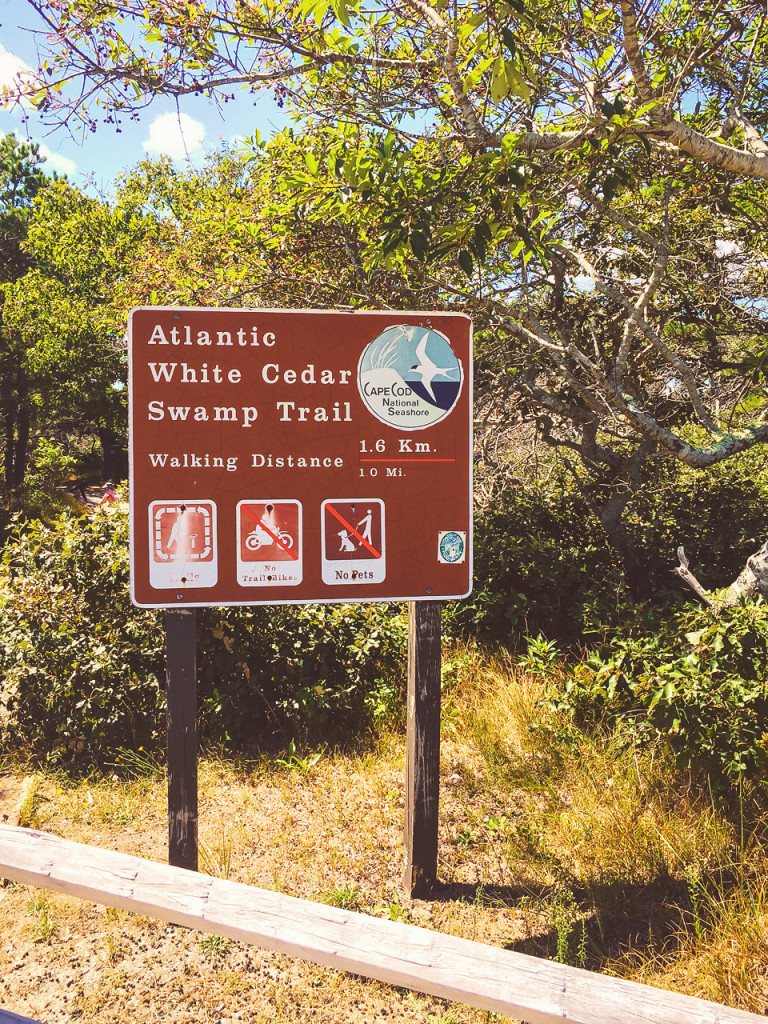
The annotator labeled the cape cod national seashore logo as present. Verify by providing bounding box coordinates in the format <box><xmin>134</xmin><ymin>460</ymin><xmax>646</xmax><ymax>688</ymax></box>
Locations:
<box><xmin>358</xmin><ymin>324</ymin><xmax>463</xmax><ymax>429</ymax></box>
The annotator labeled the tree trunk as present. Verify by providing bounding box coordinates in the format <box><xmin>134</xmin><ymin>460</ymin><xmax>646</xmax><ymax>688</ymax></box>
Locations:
<box><xmin>12</xmin><ymin>403</ymin><xmax>29</xmax><ymax>487</ymax></box>
<box><xmin>99</xmin><ymin>425</ymin><xmax>115</xmax><ymax>481</ymax></box>
<box><xmin>4</xmin><ymin>405</ymin><xmax>16</xmax><ymax>489</ymax></box>
<box><xmin>726</xmin><ymin>543</ymin><xmax>768</xmax><ymax>603</ymax></box>
<box><xmin>673</xmin><ymin>542</ymin><xmax>768</xmax><ymax>609</ymax></box>
<box><xmin>562</xmin><ymin>438</ymin><xmax>656</xmax><ymax>602</ymax></box>
<box><xmin>98</xmin><ymin>425</ymin><xmax>127</xmax><ymax>482</ymax></box>
<box><xmin>599</xmin><ymin>491</ymin><xmax>650</xmax><ymax>601</ymax></box>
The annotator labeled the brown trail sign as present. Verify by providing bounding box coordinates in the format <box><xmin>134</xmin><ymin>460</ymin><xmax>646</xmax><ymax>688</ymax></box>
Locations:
<box><xmin>128</xmin><ymin>307</ymin><xmax>472</xmax><ymax>892</ymax></box>
<box><xmin>129</xmin><ymin>307</ymin><xmax>471</xmax><ymax>606</ymax></box>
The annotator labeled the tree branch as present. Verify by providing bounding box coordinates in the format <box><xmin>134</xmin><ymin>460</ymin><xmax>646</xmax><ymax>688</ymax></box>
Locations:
<box><xmin>620</xmin><ymin>0</ymin><xmax>657</xmax><ymax>103</ymax></box>
<box><xmin>404</xmin><ymin>0</ymin><xmax>490</xmax><ymax>147</ymax></box>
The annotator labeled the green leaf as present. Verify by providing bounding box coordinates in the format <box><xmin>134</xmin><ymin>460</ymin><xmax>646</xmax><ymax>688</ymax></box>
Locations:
<box><xmin>331</xmin><ymin>0</ymin><xmax>351</xmax><ymax>27</ymax></box>
<box><xmin>458</xmin><ymin>249</ymin><xmax>473</xmax><ymax>277</ymax></box>
<box><xmin>505</xmin><ymin>63</ymin><xmax>530</xmax><ymax>101</ymax></box>
<box><xmin>380</xmin><ymin>230</ymin><xmax>404</xmax><ymax>257</ymax></box>
<box><xmin>312</xmin><ymin>0</ymin><xmax>330</xmax><ymax>25</ymax></box>
<box><xmin>472</xmin><ymin>220</ymin><xmax>492</xmax><ymax>261</ymax></box>
<box><xmin>409</xmin><ymin>230</ymin><xmax>428</xmax><ymax>261</ymax></box>
<box><xmin>490</xmin><ymin>58</ymin><xmax>510</xmax><ymax>101</ymax></box>
<box><xmin>595</xmin><ymin>43</ymin><xmax>615</xmax><ymax>71</ymax></box>
<box><xmin>501</xmin><ymin>131</ymin><xmax>521</xmax><ymax>156</ymax></box>
<box><xmin>501</xmin><ymin>27</ymin><xmax>517</xmax><ymax>56</ymax></box>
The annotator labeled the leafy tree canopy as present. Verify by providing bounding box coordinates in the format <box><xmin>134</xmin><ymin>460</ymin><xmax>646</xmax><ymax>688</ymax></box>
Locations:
<box><xmin>1</xmin><ymin>165</ymin><xmax>152</xmax><ymax>489</ymax></box>
<box><xmin>13</xmin><ymin>1</ymin><xmax>768</xmax><ymax>592</ymax></box>
<box><xmin>0</xmin><ymin>132</ymin><xmax>47</xmax><ymax>281</ymax></box>
<box><xmin>15</xmin><ymin>0</ymin><xmax>768</xmax><ymax>180</ymax></box>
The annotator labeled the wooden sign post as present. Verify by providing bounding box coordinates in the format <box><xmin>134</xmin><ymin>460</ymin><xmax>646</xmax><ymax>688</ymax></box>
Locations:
<box><xmin>403</xmin><ymin>600</ymin><xmax>442</xmax><ymax>898</ymax></box>
<box><xmin>165</xmin><ymin>609</ymin><xmax>198</xmax><ymax>871</ymax></box>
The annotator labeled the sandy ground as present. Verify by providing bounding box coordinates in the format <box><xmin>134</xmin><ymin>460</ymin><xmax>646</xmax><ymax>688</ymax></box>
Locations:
<box><xmin>0</xmin><ymin>748</ymin><xmax>543</xmax><ymax>1024</ymax></box>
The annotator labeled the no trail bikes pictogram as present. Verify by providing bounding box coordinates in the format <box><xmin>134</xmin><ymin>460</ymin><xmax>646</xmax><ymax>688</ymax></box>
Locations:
<box><xmin>236</xmin><ymin>499</ymin><xmax>304</xmax><ymax>588</ymax></box>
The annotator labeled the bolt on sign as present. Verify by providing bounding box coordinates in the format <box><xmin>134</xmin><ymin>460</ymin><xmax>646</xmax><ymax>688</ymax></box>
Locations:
<box><xmin>128</xmin><ymin>308</ymin><xmax>472</xmax><ymax>607</ymax></box>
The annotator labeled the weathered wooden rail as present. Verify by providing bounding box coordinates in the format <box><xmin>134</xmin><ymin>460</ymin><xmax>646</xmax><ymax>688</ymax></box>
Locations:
<box><xmin>0</xmin><ymin>1011</ymin><xmax>42</xmax><ymax>1024</ymax></box>
<box><xmin>0</xmin><ymin>824</ymin><xmax>764</xmax><ymax>1024</ymax></box>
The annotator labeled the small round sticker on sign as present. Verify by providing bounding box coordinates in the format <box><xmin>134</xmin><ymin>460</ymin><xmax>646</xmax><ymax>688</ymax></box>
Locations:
<box><xmin>438</xmin><ymin>531</ymin><xmax>466</xmax><ymax>564</ymax></box>
<box><xmin>358</xmin><ymin>323</ymin><xmax>463</xmax><ymax>430</ymax></box>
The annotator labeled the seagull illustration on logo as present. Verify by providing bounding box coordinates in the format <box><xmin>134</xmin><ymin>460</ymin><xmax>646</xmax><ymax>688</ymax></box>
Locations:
<box><xmin>409</xmin><ymin>335</ymin><xmax>459</xmax><ymax>403</ymax></box>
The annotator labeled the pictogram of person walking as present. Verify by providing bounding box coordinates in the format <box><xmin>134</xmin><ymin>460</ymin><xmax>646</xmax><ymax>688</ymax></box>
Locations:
<box><xmin>356</xmin><ymin>508</ymin><xmax>374</xmax><ymax>547</ymax></box>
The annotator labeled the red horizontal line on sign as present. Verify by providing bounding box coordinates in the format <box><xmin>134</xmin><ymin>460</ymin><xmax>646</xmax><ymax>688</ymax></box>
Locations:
<box><xmin>359</xmin><ymin>458</ymin><xmax>456</xmax><ymax>463</ymax></box>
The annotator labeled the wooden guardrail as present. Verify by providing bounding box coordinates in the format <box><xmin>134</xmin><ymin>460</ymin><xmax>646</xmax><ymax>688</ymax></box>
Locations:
<box><xmin>0</xmin><ymin>1011</ymin><xmax>43</xmax><ymax>1024</ymax></box>
<box><xmin>0</xmin><ymin>824</ymin><xmax>764</xmax><ymax>1024</ymax></box>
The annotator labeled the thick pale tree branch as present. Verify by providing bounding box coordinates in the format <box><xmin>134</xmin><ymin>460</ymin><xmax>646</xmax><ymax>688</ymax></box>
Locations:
<box><xmin>725</xmin><ymin>110</ymin><xmax>768</xmax><ymax>158</ymax></box>
<box><xmin>425</xmin><ymin>262</ymin><xmax>768</xmax><ymax>470</ymax></box>
<box><xmin>404</xmin><ymin>0</ymin><xmax>490</xmax><ymax>146</ymax></box>
<box><xmin>672</xmin><ymin>547</ymin><xmax>716</xmax><ymax>609</ymax></box>
<box><xmin>490</xmin><ymin>116</ymin><xmax>768</xmax><ymax>179</ymax></box>
<box><xmin>674</xmin><ymin>543</ymin><xmax>768</xmax><ymax>609</ymax></box>
<box><xmin>647</xmin><ymin>113</ymin><xmax>768</xmax><ymax>177</ymax></box>
<box><xmin>619</xmin><ymin>0</ymin><xmax>657</xmax><ymax>103</ymax></box>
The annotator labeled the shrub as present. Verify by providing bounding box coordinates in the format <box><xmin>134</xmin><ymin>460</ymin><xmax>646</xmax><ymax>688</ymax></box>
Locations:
<box><xmin>0</xmin><ymin>504</ymin><xmax>407</xmax><ymax>766</ymax></box>
<box><xmin>29</xmin><ymin>438</ymin><xmax>78</xmax><ymax>487</ymax></box>
<box><xmin>448</xmin><ymin>474</ymin><xmax>629</xmax><ymax>646</ymax></box>
<box><xmin>544</xmin><ymin>601</ymin><xmax>768</xmax><ymax>784</ymax></box>
<box><xmin>627</xmin><ymin>450</ymin><xmax>768</xmax><ymax>595</ymax></box>
<box><xmin>195</xmin><ymin>601</ymin><xmax>407</xmax><ymax>749</ymax></box>
<box><xmin>0</xmin><ymin>507</ymin><xmax>166</xmax><ymax>764</ymax></box>
<box><xmin>449</xmin><ymin>449</ymin><xmax>768</xmax><ymax>648</ymax></box>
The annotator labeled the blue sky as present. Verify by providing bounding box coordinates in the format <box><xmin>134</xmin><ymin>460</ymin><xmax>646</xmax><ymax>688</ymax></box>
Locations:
<box><xmin>0</xmin><ymin>0</ymin><xmax>291</xmax><ymax>192</ymax></box>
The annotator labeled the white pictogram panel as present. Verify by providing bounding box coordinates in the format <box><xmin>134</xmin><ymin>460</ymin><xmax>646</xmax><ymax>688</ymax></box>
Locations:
<box><xmin>149</xmin><ymin>501</ymin><xmax>218</xmax><ymax>589</ymax></box>
<box><xmin>236</xmin><ymin>500</ymin><xmax>303</xmax><ymax>587</ymax></box>
<box><xmin>321</xmin><ymin>499</ymin><xmax>386</xmax><ymax>586</ymax></box>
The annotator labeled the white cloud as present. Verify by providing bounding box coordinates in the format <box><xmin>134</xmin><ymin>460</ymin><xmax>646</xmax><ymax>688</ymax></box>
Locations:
<box><xmin>0</xmin><ymin>45</ymin><xmax>39</xmax><ymax>106</ymax></box>
<box><xmin>143</xmin><ymin>112</ymin><xmax>206</xmax><ymax>160</ymax></box>
<box><xmin>36</xmin><ymin>142</ymin><xmax>77</xmax><ymax>177</ymax></box>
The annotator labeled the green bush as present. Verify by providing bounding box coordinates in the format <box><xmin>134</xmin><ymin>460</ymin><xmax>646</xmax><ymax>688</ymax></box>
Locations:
<box><xmin>627</xmin><ymin>450</ymin><xmax>768</xmax><ymax>595</ymax></box>
<box><xmin>0</xmin><ymin>505</ymin><xmax>407</xmax><ymax>766</ymax></box>
<box><xmin>0</xmin><ymin>507</ymin><xmax>166</xmax><ymax>764</ymax></box>
<box><xmin>545</xmin><ymin>601</ymin><xmax>768</xmax><ymax>784</ymax></box>
<box><xmin>195</xmin><ymin>601</ymin><xmax>408</xmax><ymax>749</ymax></box>
<box><xmin>449</xmin><ymin>450</ymin><xmax>768</xmax><ymax>648</ymax></box>
<box><xmin>29</xmin><ymin>438</ymin><xmax>78</xmax><ymax>487</ymax></box>
<box><xmin>448</xmin><ymin>476</ymin><xmax>629</xmax><ymax>646</ymax></box>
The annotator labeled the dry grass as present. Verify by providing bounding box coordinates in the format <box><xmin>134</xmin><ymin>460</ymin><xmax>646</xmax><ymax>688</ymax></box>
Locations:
<box><xmin>1</xmin><ymin>643</ymin><xmax>768</xmax><ymax>1021</ymax></box>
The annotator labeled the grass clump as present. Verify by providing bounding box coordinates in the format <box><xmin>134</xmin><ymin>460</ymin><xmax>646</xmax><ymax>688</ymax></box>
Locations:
<box><xmin>438</xmin><ymin>638</ymin><xmax>768</xmax><ymax>1007</ymax></box>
